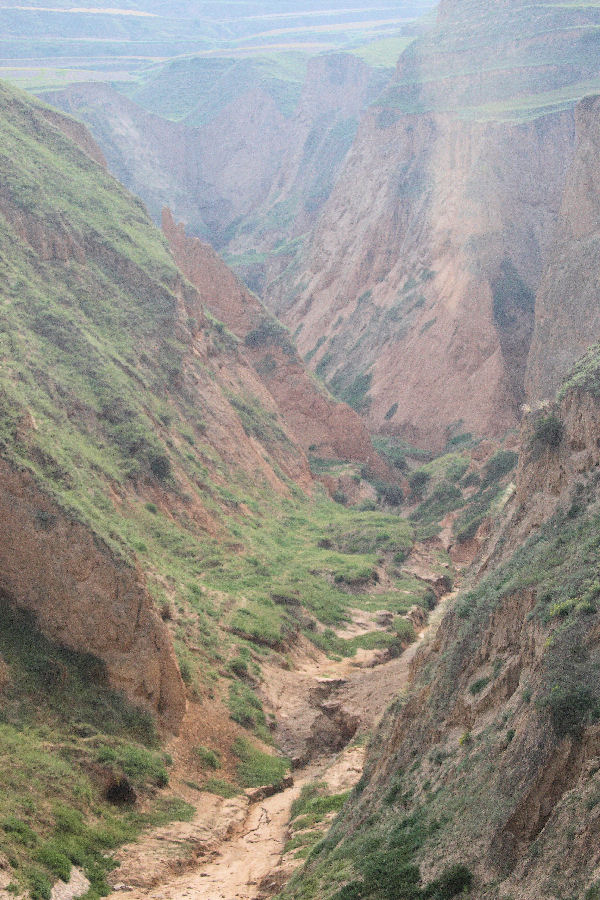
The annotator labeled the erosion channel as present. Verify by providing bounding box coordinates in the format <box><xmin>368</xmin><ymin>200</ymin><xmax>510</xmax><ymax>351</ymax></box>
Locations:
<box><xmin>106</xmin><ymin>576</ymin><xmax>457</xmax><ymax>900</ymax></box>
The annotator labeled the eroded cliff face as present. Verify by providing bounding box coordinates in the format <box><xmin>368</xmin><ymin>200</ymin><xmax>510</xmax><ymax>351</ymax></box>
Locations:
<box><xmin>0</xmin><ymin>459</ymin><xmax>186</xmax><ymax>733</ymax></box>
<box><xmin>266</xmin><ymin>0</ymin><xmax>600</xmax><ymax>449</ymax></box>
<box><xmin>526</xmin><ymin>95</ymin><xmax>600</xmax><ymax>403</ymax></box>
<box><xmin>276</xmin><ymin>108</ymin><xmax>574</xmax><ymax>449</ymax></box>
<box><xmin>162</xmin><ymin>209</ymin><xmax>386</xmax><ymax>473</ymax></box>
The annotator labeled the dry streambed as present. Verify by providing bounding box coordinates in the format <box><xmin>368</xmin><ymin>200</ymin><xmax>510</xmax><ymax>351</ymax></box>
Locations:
<box><xmin>106</xmin><ymin>564</ymin><xmax>457</xmax><ymax>900</ymax></box>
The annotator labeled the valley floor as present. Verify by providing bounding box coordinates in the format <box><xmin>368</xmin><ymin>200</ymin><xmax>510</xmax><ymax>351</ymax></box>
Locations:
<box><xmin>105</xmin><ymin>586</ymin><xmax>456</xmax><ymax>900</ymax></box>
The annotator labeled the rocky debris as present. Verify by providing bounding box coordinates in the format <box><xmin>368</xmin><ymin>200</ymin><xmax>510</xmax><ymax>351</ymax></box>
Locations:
<box><xmin>50</xmin><ymin>868</ymin><xmax>90</xmax><ymax>900</ymax></box>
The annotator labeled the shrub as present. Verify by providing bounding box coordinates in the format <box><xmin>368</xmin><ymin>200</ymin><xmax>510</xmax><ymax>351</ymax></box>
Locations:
<box><xmin>547</xmin><ymin>598</ymin><xmax>576</xmax><ymax>619</ymax></box>
<box><xmin>3</xmin><ymin>817</ymin><xmax>38</xmax><ymax>847</ymax></box>
<box><xmin>228</xmin><ymin>683</ymin><xmax>269</xmax><ymax>740</ymax></box>
<box><xmin>388</xmin><ymin>619</ymin><xmax>417</xmax><ymax>657</ymax></box>
<box><xmin>160</xmin><ymin>602</ymin><xmax>173</xmax><ymax>621</ymax></box>
<box><xmin>27</xmin><ymin>869</ymin><xmax>52</xmax><ymax>900</ymax></box>
<box><xmin>35</xmin><ymin>845</ymin><xmax>71</xmax><ymax>882</ymax></box>
<box><xmin>149</xmin><ymin>453</ymin><xmax>171</xmax><ymax>480</ymax></box>
<box><xmin>179</xmin><ymin>658</ymin><xmax>192</xmax><ymax>684</ymax></box>
<box><xmin>193</xmin><ymin>746</ymin><xmax>221</xmax><ymax>770</ymax></box>
<box><xmin>374</xmin><ymin>481</ymin><xmax>404</xmax><ymax>506</ymax></box>
<box><xmin>333</xmin><ymin>880</ymin><xmax>364</xmax><ymax>899</ymax></box>
<box><xmin>546</xmin><ymin>683</ymin><xmax>596</xmax><ymax>738</ymax></box>
<box><xmin>332</xmin><ymin>490</ymin><xmax>348</xmax><ymax>506</ymax></box>
<box><xmin>53</xmin><ymin>806</ymin><xmax>83</xmax><ymax>835</ymax></box>
<box><xmin>233</xmin><ymin>737</ymin><xmax>289</xmax><ymax>788</ymax></box>
<box><xmin>423</xmin><ymin>863</ymin><xmax>473</xmax><ymax>898</ymax></box>
<box><xmin>227</xmin><ymin>656</ymin><xmax>249</xmax><ymax>679</ymax></box>
<box><xmin>96</xmin><ymin>744</ymin><xmax>169</xmax><ymax>787</ymax></box>
<box><xmin>409</xmin><ymin>469</ymin><xmax>430</xmax><ymax>498</ymax></box>
<box><xmin>362</xmin><ymin>851</ymin><xmax>421</xmax><ymax>896</ymax></box>
<box><xmin>244</xmin><ymin>317</ymin><xmax>295</xmax><ymax>356</ymax></box>
<box><xmin>203</xmin><ymin>778</ymin><xmax>240</xmax><ymax>798</ymax></box>
<box><xmin>469</xmin><ymin>676</ymin><xmax>490</xmax><ymax>695</ymax></box>
<box><xmin>461</xmin><ymin>471</ymin><xmax>480</xmax><ymax>488</ymax></box>
<box><xmin>482</xmin><ymin>450</ymin><xmax>518</xmax><ymax>485</ymax></box>
<box><xmin>531</xmin><ymin>413</ymin><xmax>563</xmax><ymax>450</ymax></box>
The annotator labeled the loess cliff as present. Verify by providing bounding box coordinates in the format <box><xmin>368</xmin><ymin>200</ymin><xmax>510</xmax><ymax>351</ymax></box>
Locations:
<box><xmin>274</xmin><ymin>0</ymin><xmax>600</xmax><ymax>448</ymax></box>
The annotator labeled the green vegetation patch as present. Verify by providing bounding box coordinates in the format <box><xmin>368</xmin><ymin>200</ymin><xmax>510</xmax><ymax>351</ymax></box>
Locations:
<box><xmin>233</xmin><ymin>737</ymin><xmax>290</xmax><ymax>789</ymax></box>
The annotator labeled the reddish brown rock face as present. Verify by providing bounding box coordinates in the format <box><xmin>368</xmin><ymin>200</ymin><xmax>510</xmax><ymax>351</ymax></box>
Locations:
<box><xmin>0</xmin><ymin>459</ymin><xmax>186</xmax><ymax>733</ymax></box>
<box><xmin>526</xmin><ymin>96</ymin><xmax>600</xmax><ymax>403</ymax></box>
<box><xmin>280</xmin><ymin>107</ymin><xmax>575</xmax><ymax>450</ymax></box>
<box><xmin>163</xmin><ymin>209</ymin><xmax>387</xmax><ymax>475</ymax></box>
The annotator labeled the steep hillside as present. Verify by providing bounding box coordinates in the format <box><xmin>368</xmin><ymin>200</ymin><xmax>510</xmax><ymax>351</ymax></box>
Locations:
<box><xmin>0</xmin><ymin>77</ymin><xmax>337</xmax><ymax>732</ymax></box>
<box><xmin>279</xmin><ymin>349</ymin><xmax>600</xmax><ymax>899</ymax></box>
<box><xmin>271</xmin><ymin>0</ymin><xmax>600</xmax><ymax>448</ymax></box>
<box><xmin>162</xmin><ymin>208</ymin><xmax>386</xmax><ymax>472</ymax></box>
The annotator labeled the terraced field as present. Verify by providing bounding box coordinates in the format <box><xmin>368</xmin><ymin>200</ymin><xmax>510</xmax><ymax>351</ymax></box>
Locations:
<box><xmin>0</xmin><ymin>1</ymin><xmax>437</xmax><ymax>91</ymax></box>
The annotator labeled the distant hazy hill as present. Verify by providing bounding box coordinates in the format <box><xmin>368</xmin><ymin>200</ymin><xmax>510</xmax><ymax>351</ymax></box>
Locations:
<box><xmin>0</xmin><ymin>0</ymin><xmax>437</xmax><ymax>91</ymax></box>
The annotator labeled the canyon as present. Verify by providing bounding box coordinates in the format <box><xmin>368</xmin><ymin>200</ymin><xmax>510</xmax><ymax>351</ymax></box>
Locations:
<box><xmin>41</xmin><ymin>0</ymin><xmax>600</xmax><ymax>450</ymax></box>
<box><xmin>3</xmin><ymin>0</ymin><xmax>600</xmax><ymax>898</ymax></box>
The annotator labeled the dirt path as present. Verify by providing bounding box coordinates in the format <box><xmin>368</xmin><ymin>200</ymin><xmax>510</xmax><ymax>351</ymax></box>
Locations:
<box><xmin>108</xmin><ymin>589</ymin><xmax>454</xmax><ymax>900</ymax></box>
